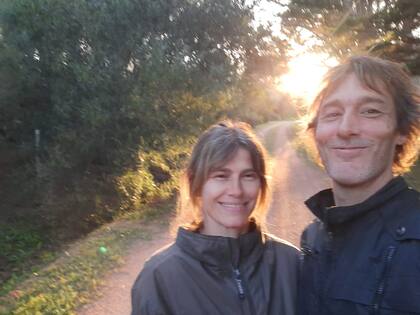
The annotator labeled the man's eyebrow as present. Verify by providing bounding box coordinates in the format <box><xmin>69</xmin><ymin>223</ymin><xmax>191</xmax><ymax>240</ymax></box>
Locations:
<box><xmin>320</xmin><ymin>96</ymin><xmax>386</xmax><ymax>109</ymax></box>
<box><xmin>319</xmin><ymin>99</ymin><xmax>340</xmax><ymax>110</ymax></box>
<box><xmin>356</xmin><ymin>96</ymin><xmax>386</xmax><ymax>106</ymax></box>
<box><xmin>210</xmin><ymin>168</ymin><xmax>229</xmax><ymax>172</ymax></box>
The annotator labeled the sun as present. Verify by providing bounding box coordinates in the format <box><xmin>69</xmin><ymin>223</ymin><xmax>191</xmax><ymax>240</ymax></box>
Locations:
<box><xmin>277</xmin><ymin>53</ymin><xmax>337</xmax><ymax>104</ymax></box>
<box><xmin>251</xmin><ymin>1</ymin><xmax>337</xmax><ymax>104</ymax></box>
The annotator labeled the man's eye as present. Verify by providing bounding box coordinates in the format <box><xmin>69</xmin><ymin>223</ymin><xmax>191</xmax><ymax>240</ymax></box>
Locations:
<box><xmin>362</xmin><ymin>108</ymin><xmax>382</xmax><ymax>117</ymax></box>
<box><xmin>321</xmin><ymin>111</ymin><xmax>341</xmax><ymax>120</ymax></box>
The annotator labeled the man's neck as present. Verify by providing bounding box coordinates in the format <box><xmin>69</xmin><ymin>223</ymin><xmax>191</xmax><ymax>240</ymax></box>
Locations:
<box><xmin>332</xmin><ymin>174</ymin><xmax>394</xmax><ymax>207</ymax></box>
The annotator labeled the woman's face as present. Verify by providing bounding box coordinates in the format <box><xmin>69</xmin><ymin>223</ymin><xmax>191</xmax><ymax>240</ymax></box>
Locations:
<box><xmin>199</xmin><ymin>148</ymin><xmax>261</xmax><ymax>238</ymax></box>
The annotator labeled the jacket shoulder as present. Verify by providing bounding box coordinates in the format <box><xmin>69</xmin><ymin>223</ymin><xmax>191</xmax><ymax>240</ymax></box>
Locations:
<box><xmin>263</xmin><ymin>233</ymin><xmax>300</xmax><ymax>261</ymax></box>
<box><xmin>300</xmin><ymin>219</ymin><xmax>325</xmax><ymax>252</ymax></box>
<box><xmin>131</xmin><ymin>243</ymin><xmax>185</xmax><ymax>315</ymax></box>
<box><xmin>384</xmin><ymin>186</ymin><xmax>420</xmax><ymax>241</ymax></box>
<box><xmin>262</xmin><ymin>234</ymin><xmax>300</xmax><ymax>289</ymax></box>
<box><xmin>405</xmin><ymin>185</ymin><xmax>420</xmax><ymax>208</ymax></box>
<box><xmin>135</xmin><ymin>242</ymin><xmax>182</xmax><ymax>280</ymax></box>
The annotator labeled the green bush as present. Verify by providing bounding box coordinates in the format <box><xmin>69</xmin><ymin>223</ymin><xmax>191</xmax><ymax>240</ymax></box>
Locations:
<box><xmin>0</xmin><ymin>223</ymin><xmax>46</xmax><ymax>270</ymax></box>
<box><xmin>116</xmin><ymin>141</ymin><xmax>191</xmax><ymax>214</ymax></box>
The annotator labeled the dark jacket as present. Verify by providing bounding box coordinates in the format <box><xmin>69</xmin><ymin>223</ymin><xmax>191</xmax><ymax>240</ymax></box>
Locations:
<box><xmin>131</xmin><ymin>223</ymin><xmax>299</xmax><ymax>315</ymax></box>
<box><xmin>298</xmin><ymin>177</ymin><xmax>420</xmax><ymax>315</ymax></box>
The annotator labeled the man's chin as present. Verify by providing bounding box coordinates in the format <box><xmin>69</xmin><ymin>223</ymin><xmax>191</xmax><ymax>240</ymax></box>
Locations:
<box><xmin>326</xmin><ymin>168</ymin><xmax>366</xmax><ymax>188</ymax></box>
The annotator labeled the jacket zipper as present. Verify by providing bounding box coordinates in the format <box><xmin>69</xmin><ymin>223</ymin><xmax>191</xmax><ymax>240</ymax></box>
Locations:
<box><xmin>371</xmin><ymin>245</ymin><xmax>396</xmax><ymax>314</ymax></box>
<box><xmin>233</xmin><ymin>268</ymin><xmax>245</xmax><ymax>299</ymax></box>
<box><xmin>321</xmin><ymin>229</ymin><xmax>334</xmax><ymax>313</ymax></box>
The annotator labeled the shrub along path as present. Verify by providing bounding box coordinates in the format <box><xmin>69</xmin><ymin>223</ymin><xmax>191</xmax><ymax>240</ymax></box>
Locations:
<box><xmin>77</xmin><ymin>120</ymin><xmax>330</xmax><ymax>315</ymax></box>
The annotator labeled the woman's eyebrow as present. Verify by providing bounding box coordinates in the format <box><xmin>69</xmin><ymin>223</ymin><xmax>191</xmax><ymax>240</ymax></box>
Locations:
<box><xmin>241</xmin><ymin>168</ymin><xmax>257</xmax><ymax>173</ymax></box>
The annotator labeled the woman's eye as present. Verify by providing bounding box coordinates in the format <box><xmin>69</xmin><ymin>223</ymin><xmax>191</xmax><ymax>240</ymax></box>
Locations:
<box><xmin>212</xmin><ymin>173</ymin><xmax>227</xmax><ymax>179</ymax></box>
<box><xmin>243</xmin><ymin>172</ymin><xmax>258</xmax><ymax>180</ymax></box>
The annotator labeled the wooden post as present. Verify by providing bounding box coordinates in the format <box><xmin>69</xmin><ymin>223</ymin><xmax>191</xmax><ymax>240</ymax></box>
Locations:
<box><xmin>35</xmin><ymin>129</ymin><xmax>40</xmax><ymax>179</ymax></box>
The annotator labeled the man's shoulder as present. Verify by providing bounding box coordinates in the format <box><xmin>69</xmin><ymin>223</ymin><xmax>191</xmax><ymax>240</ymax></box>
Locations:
<box><xmin>389</xmin><ymin>184</ymin><xmax>420</xmax><ymax>216</ymax></box>
<box><xmin>404</xmin><ymin>185</ymin><xmax>420</xmax><ymax>206</ymax></box>
<box><xmin>379</xmin><ymin>185</ymin><xmax>420</xmax><ymax>241</ymax></box>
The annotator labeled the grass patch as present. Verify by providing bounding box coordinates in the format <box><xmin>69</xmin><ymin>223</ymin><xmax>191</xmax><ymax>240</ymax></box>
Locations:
<box><xmin>119</xmin><ymin>199</ymin><xmax>175</xmax><ymax>222</ymax></box>
<box><xmin>0</xmin><ymin>222</ymin><xmax>45</xmax><ymax>271</ymax></box>
<box><xmin>0</xmin><ymin>220</ymin><xmax>57</xmax><ymax>297</ymax></box>
<box><xmin>0</xmin><ymin>204</ymin><xmax>170</xmax><ymax>315</ymax></box>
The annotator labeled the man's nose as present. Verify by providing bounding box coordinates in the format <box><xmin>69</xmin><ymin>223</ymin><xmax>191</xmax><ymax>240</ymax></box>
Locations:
<box><xmin>337</xmin><ymin>112</ymin><xmax>360</xmax><ymax>138</ymax></box>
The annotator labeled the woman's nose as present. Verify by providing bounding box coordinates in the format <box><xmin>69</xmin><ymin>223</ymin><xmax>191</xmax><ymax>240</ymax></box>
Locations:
<box><xmin>227</xmin><ymin>178</ymin><xmax>243</xmax><ymax>196</ymax></box>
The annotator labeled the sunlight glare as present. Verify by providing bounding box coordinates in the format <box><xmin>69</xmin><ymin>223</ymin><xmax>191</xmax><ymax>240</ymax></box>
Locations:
<box><xmin>252</xmin><ymin>0</ymin><xmax>287</xmax><ymax>37</ymax></box>
<box><xmin>276</xmin><ymin>53</ymin><xmax>337</xmax><ymax>104</ymax></box>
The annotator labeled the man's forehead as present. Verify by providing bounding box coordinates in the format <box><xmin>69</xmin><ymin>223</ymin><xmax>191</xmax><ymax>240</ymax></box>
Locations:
<box><xmin>319</xmin><ymin>72</ymin><xmax>392</xmax><ymax>107</ymax></box>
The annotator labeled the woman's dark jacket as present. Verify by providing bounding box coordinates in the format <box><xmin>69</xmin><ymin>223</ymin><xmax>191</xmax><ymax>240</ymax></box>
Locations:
<box><xmin>298</xmin><ymin>177</ymin><xmax>420</xmax><ymax>315</ymax></box>
<box><xmin>131</xmin><ymin>223</ymin><xmax>299</xmax><ymax>315</ymax></box>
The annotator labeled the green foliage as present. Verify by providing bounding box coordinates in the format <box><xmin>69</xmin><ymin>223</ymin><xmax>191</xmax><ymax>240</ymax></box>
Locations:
<box><xmin>0</xmin><ymin>0</ymin><xmax>287</xmax><ymax>206</ymax></box>
<box><xmin>0</xmin><ymin>0</ymin><xmax>289</xmax><ymax>296</ymax></box>
<box><xmin>0</xmin><ymin>223</ymin><xmax>43</xmax><ymax>265</ymax></box>
<box><xmin>0</xmin><ymin>221</ymin><xmax>57</xmax><ymax>303</ymax></box>
<box><xmin>116</xmin><ymin>138</ymin><xmax>192</xmax><ymax>212</ymax></box>
<box><xmin>0</xmin><ymin>219</ymin><xmax>156</xmax><ymax>315</ymax></box>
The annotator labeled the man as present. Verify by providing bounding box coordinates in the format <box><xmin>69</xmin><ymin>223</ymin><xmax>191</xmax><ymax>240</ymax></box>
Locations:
<box><xmin>298</xmin><ymin>55</ymin><xmax>420</xmax><ymax>315</ymax></box>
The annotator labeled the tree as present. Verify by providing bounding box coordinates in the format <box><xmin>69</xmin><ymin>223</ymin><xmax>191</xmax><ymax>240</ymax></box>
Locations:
<box><xmin>0</xmin><ymin>0</ymin><xmax>289</xmax><ymax>223</ymax></box>
<box><xmin>279</xmin><ymin>0</ymin><xmax>420</xmax><ymax>73</ymax></box>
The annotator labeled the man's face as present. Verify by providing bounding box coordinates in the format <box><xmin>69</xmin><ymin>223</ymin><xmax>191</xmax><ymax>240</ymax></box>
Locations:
<box><xmin>315</xmin><ymin>73</ymin><xmax>406</xmax><ymax>192</ymax></box>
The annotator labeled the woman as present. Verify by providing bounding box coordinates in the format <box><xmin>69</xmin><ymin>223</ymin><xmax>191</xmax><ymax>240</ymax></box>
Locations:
<box><xmin>131</xmin><ymin>121</ymin><xmax>299</xmax><ymax>315</ymax></box>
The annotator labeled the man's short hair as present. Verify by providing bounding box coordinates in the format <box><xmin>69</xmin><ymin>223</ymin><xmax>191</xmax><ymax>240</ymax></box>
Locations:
<box><xmin>307</xmin><ymin>55</ymin><xmax>420</xmax><ymax>174</ymax></box>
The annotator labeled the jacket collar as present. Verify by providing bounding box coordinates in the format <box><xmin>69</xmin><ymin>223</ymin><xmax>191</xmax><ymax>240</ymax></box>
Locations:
<box><xmin>175</xmin><ymin>221</ymin><xmax>265</xmax><ymax>270</ymax></box>
<box><xmin>305</xmin><ymin>176</ymin><xmax>408</xmax><ymax>226</ymax></box>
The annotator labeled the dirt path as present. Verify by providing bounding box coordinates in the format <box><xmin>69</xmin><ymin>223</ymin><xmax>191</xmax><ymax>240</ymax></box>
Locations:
<box><xmin>77</xmin><ymin>223</ymin><xmax>172</xmax><ymax>315</ymax></box>
<box><xmin>77</xmin><ymin>121</ymin><xmax>330</xmax><ymax>314</ymax></box>
<box><xmin>264</xmin><ymin>124</ymin><xmax>330</xmax><ymax>245</ymax></box>
<box><xmin>266</xmin><ymin>143</ymin><xmax>327</xmax><ymax>244</ymax></box>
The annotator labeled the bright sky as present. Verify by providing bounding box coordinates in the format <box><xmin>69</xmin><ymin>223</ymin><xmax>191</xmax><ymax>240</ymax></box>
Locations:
<box><xmin>253</xmin><ymin>1</ymin><xmax>338</xmax><ymax>104</ymax></box>
<box><xmin>252</xmin><ymin>0</ymin><xmax>285</xmax><ymax>37</ymax></box>
<box><xmin>276</xmin><ymin>52</ymin><xmax>338</xmax><ymax>103</ymax></box>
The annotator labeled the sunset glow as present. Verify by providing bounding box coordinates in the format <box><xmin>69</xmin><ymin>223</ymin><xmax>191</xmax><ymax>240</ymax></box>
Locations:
<box><xmin>253</xmin><ymin>1</ymin><xmax>338</xmax><ymax>104</ymax></box>
<box><xmin>277</xmin><ymin>53</ymin><xmax>337</xmax><ymax>104</ymax></box>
